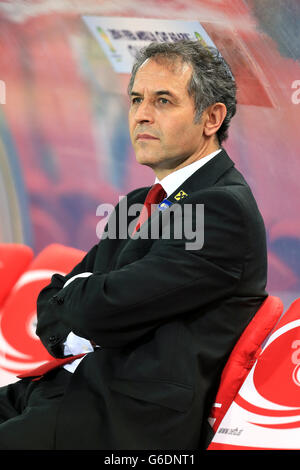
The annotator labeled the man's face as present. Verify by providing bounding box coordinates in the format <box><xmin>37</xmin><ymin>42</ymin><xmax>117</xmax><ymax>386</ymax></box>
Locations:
<box><xmin>128</xmin><ymin>57</ymin><xmax>207</xmax><ymax>179</ymax></box>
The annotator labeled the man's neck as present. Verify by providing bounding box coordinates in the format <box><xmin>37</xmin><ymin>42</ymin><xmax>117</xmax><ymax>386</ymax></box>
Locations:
<box><xmin>155</xmin><ymin>148</ymin><xmax>222</xmax><ymax>197</ymax></box>
<box><xmin>154</xmin><ymin>140</ymin><xmax>220</xmax><ymax>180</ymax></box>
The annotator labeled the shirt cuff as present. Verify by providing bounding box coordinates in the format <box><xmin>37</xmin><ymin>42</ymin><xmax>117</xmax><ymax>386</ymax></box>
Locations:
<box><xmin>63</xmin><ymin>331</ymin><xmax>94</xmax><ymax>356</ymax></box>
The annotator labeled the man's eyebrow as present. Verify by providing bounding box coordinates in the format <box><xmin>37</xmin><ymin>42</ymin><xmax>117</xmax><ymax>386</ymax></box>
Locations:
<box><xmin>130</xmin><ymin>91</ymin><xmax>142</xmax><ymax>97</ymax></box>
<box><xmin>130</xmin><ymin>90</ymin><xmax>177</xmax><ymax>98</ymax></box>
<box><xmin>156</xmin><ymin>90</ymin><xmax>174</xmax><ymax>96</ymax></box>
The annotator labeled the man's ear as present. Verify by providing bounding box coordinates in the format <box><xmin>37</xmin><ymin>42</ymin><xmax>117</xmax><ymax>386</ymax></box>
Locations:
<box><xmin>203</xmin><ymin>102</ymin><xmax>227</xmax><ymax>138</ymax></box>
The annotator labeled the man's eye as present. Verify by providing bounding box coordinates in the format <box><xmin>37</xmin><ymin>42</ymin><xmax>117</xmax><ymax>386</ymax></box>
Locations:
<box><xmin>159</xmin><ymin>98</ymin><xmax>169</xmax><ymax>104</ymax></box>
<box><xmin>131</xmin><ymin>97</ymin><xmax>142</xmax><ymax>105</ymax></box>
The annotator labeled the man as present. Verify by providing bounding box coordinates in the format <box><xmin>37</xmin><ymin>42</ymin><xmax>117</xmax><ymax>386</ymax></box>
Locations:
<box><xmin>0</xmin><ymin>40</ymin><xmax>267</xmax><ymax>449</ymax></box>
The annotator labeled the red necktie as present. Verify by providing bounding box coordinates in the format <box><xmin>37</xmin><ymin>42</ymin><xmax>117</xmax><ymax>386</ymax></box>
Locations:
<box><xmin>17</xmin><ymin>353</ymin><xmax>86</xmax><ymax>381</ymax></box>
<box><xmin>133</xmin><ymin>183</ymin><xmax>166</xmax><ymax>234</ymax></box>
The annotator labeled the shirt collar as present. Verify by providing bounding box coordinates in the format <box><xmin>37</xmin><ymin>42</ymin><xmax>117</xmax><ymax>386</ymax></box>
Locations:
<box><xmin>154</xmin><ymin>149</ymin><xmax>222</xmax><ymax>197</ymax></box>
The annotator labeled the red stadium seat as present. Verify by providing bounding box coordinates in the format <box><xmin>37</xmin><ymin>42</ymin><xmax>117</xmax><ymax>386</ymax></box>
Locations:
<box><xmin>0</xmin><ymin>243</ymin><xmax>86</xmax><ymax>386</ymax></box>
<box><xmin>207</xmin><ymin>295</ymin><xmax>284</xmax><ymax>446</ymax></box>
<box><xmin>207</xmin><ymin>297</ymin><xmax>300</xmax><ymax>450</ymax></box>
<box><xmin>0</xmin><ymin>243</ymin><xmax>34</xmax><ymax>308</ymax></box>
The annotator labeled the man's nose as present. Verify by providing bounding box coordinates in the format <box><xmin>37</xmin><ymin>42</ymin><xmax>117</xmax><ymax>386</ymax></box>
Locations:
<box><xmin>134</xmin><ymin>101</ymin><xmax>155</xmax><ymax>124</ymax></box>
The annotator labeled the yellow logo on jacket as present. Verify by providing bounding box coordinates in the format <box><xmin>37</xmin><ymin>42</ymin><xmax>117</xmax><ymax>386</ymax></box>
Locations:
<box><xmin>174</xmin><ymin>190</ymin><xmax>188</xmax><ymax>201</ymax></box>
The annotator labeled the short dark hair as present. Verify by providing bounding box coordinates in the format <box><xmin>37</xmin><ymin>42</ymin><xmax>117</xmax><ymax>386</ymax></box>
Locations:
<box><xmin>128</xmin><ymin>40</ymin><xmax>237</xmax><ymax>144</ymax></box>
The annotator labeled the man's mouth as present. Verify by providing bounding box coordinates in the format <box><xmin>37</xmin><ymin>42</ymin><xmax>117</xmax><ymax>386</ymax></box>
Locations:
<box><xmin>136</xmin><ymin>133</ymin><xmax>159</xmax><ymax>141</ymax></box>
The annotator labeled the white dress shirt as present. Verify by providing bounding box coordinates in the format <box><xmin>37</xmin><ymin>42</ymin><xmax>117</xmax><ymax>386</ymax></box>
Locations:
<box><xmin>63</xmin><ymin>148</ymin><xmax>222</xmax><ymax>372</ymax></box>
<box><xmin>155</xmin><ymin>148</ymin><xmax>222</xmax><ymax>197</ymax></box>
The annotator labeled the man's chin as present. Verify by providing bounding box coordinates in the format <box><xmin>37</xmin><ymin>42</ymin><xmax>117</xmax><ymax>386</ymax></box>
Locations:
<box><xmin>135</xmin><ymin>155</ymin><xmax>157</xmax><ymax>168</ymax></box>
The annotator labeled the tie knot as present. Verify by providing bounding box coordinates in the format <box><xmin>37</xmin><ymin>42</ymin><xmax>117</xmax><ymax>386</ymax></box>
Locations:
<box><xmin>145</xmin><ymin>183</ymin><xmax>166</xmax><ymax>206</ymax></box>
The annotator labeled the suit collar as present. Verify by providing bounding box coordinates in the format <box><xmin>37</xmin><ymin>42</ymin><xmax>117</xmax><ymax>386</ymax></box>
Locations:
<box><xmin>156</xmin><ymin>148</ymin><xmax>222</xmax><ymax>198</ymax></box>
<box><xmin>124</xmin><ymin>149</ymin><xmax>234</xmax><ymax>241</ymax></box>
<box><xmin>165</xmin><ymin>148</ymin><xmax>234</xmax><ymax>204</ymax></box>
<box><xmin>128</xmin><ymin>148</ymin><xmax>234</xmax><ymax>208</ymax></box>
<box><xmin>134</xmin><ymin>148</ymin><xmax>234</xmax><ymax>239</ymax></box>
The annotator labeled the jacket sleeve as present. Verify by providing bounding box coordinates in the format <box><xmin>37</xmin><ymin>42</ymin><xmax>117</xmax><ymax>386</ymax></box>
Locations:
<box><xmin>36</xmin><ymin>244</ymin><xmax>98</xmax><ymax>357</ymax></box>
<box><xmin>36</xmin><ymin>188</ymin><xmax>251</xmax><ymax>350</ymax></box>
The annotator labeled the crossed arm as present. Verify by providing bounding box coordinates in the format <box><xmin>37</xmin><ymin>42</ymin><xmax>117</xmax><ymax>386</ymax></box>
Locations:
<box><xmin>36</xmin><ymin>189</ymin><xmax>249</xmax><ymax>357</ymax></box>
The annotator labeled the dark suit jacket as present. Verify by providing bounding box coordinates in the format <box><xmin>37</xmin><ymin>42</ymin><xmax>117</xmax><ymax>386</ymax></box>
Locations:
<box><xmin>36</xmin><ymin>149</ymin><xmax>268</xmax><ymax>450</ymax></box>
